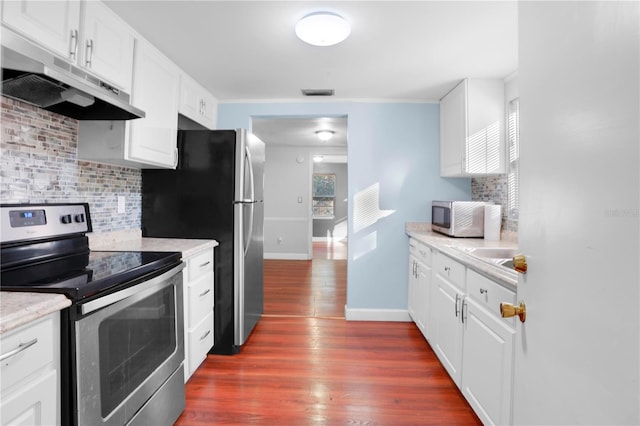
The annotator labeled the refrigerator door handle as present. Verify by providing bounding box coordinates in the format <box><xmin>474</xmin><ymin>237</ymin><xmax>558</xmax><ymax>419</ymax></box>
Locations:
<box><xmin>243</xmin><ymin>145</ymin><xmax>255</xmax><ymax>256</ymax></box>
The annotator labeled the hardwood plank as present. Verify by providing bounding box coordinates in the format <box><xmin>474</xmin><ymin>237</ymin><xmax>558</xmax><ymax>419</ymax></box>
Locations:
<box><xmin>176</xmin><ymin>241</ymin><xmax>481</xmax><ymax>425</ymax></box>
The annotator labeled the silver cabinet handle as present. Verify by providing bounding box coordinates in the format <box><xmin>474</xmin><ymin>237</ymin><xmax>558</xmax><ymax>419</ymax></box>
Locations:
<box><xmin>461</xmin><ymin>299</ymin><xmax>468</xmax><ymax>323</ymax></box>
<box><xmin>69</xmin><ymin>29</ymin><xmax>79</xmax><ymax>60</ymax></box>
<box><xmin>85</xmin><ymin>39</ymin><xmax>94</xmax><ymax>67</ymax></box>
<box><xmin>199</xmin><ymin>330</ymin><xmax>211</xmax><ymax>341</ymax></box>
<box><xmin>201</xmin><ymin>100</ymin><xmax>206</xmax><ymax>116</ymax></box>
<box><xmin>199</xmin><ymin>261</ymin><xmax>211</xmax><ymax>268</ymax></box>
<box><xmin>199</xmin><ymin>288</ymin><xmax>211</xmax><ymax>297</ymax></box>
<box><xmin>454</xmin><ymin>293</ymin><xmax>460</xmax><ymax>318</ymax></box>
<box><xmin>0</xmin><ymin>338</ymin><xmax>38</xmax><ymax>362</ymax></box>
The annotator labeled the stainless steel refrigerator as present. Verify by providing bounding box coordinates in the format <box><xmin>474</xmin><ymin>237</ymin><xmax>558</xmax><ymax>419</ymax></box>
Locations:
<box><xmin>141</xmin><ymin>129</ymin><xmax>264</xmax><ymax>354</ymax></box>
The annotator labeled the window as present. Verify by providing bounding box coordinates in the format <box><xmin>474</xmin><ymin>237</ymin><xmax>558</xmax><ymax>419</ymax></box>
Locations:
<box><xmin>312</xmin><ymin>173</ymin><xmax>336</xmax><ymax>218</ymax></box>
<box><xmin>507</xmin><ymin>98</ymin><xmax>520</xmax><ymax>220</ymax></box>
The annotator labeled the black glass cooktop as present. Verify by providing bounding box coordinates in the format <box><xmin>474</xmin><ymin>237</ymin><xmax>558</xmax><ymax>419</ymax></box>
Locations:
<box><xmin>0</xmin><ymin>250</ymin><xmax>181</xmax><ymax>301</ymax></box>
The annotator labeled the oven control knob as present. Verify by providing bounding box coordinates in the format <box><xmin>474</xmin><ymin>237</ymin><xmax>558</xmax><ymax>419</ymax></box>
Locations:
<box><xmin>74</xmin><ymin>213</ymin><xmax>85</xmax><ymax>223</ymax></box>
<box><xmin>61</xmin><ymin>214</ymin><xmax>73</xmax><ymax>224</ymax></box>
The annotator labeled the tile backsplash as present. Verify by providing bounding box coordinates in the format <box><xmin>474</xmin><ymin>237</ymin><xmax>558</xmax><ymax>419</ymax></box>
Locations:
<box><xmin>1</xmin><ymin>96</ymin><xmax>141</xmax><ymax>233</ymax></box>
<box><xmin>471</xmin><ymin>174</ymin><xmax>518</xmax><ymax>237</ymax></box>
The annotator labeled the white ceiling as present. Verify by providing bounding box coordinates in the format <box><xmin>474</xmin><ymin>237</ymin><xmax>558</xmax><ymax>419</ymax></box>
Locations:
<box><xmin>105</xmin><ymin>1</ymin><xmax>518</xmax><ymax>147</ymax></box>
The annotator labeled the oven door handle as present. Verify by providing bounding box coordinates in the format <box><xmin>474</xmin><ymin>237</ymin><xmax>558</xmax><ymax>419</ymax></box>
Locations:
<box><xmin>80</xmin><ymin>263</ymin><xmax>184</xmax><ymax>315</ymax></box>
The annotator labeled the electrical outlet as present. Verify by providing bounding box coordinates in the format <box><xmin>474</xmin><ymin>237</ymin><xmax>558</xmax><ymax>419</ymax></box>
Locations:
<box><xmin>277</xmin><ymin>236</ymin><xmax>284</xmax><ymax>245</ymax></box>
<box><xmin>117</xmin><ymin>196</ymin><xmax>125</xmax><ymax>214</ymax></box>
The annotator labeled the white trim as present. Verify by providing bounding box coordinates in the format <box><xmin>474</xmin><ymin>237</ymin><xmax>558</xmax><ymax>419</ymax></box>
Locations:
<box><xmin>264</xmin><ymin>216</ymin><xmax>308</xmax><ymax>222</ymax></box>
<box><xmin>344</xmin><ymin>306</ymin><xmax>412</xmax><ymax>322</ymax></box>
<box><xmin>264</xmin><ymin>252</ymin><xmax>311</xmax><ymax>260</ymax></box>
<box><xmin>219</xmin><ymin>98</ymin><xmax>440</xmax><ymax>105</ymax></box>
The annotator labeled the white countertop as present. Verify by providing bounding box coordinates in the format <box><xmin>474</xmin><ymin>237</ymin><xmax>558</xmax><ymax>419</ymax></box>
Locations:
<box><xmin>406</xmin><ymin>222</ymin><xmax>519</xmax><ymax>289</ymax></box>
<box><xmin>0</xmin><ymin>292</ymin><xmax>71</xmax><ymax>334</ymax></box>
<box><xmin>91</xmin><ymin>237</ymin><xmax>219</xmax><ymax>259</ymax></box>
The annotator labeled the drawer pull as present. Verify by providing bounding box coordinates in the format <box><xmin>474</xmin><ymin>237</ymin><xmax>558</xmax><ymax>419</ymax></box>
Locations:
<box><xmin>0</xmin><ymin>338</ymin><xmax>38</xmax><ymax>362</ymax></box>
<box><xmin>200</xmin><ymin>330</ymin><xmax>211</xmax><ymax>341</ymax></box>
<box><xmin>199</xmin><ymin>261</ymin><xmax>211</xmax><ymax>268</ymax></box>
<box><xmin>480</xmin><ymin>288</ymin><xmax>488</xmax><ymax>295</ymax></box>
<box><xmin>199</xmin><ymin>288</ymin><xmax>211</xmax><ymax>297</ymax></box>
<box><xmin>454</xmin><ymin>294</ymin><xmax>460</xmax><ymax>317</ymax></box>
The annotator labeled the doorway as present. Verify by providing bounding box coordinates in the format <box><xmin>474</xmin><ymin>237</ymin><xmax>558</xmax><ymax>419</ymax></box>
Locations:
<box><xmin>251</xmin><ymin>115</ymin><xmax>348</xmax><ymax>318</ymax></box>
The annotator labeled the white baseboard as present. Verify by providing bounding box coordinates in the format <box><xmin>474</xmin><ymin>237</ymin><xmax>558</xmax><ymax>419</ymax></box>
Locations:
<box><xmin>344</xmin><ymin>306</ymin><xmax>412</xmax><ymax>322</ymax></box>
<box><xmin>264</xmin><ymin>252</ymin><xmax>311</xmax><ymax>260</ymax></box>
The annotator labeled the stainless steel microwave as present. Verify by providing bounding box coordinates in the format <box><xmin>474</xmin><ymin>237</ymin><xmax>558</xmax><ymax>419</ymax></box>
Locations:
<box><xmin>432</xmin><ymin>200</ymin><xmax>486</xmax><ymax>237</ymax></box>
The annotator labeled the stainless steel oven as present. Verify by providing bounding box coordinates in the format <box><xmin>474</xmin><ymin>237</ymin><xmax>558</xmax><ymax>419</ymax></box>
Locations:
<box><xmin>0</xmin><ymin>203</ymin><xmax>186</xmax><ymax>426</ymax></box>
<box><xmin>74</xmin><ymin>263</ymin><xmax>184</xmax><ymax>426</ymax></box>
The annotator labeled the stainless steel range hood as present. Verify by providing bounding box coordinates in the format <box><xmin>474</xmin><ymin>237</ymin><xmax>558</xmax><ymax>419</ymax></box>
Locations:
<box><xmin>1</xmin><ymin>27</ymin><xmax>145</xmax><ymax>120</ymax></box>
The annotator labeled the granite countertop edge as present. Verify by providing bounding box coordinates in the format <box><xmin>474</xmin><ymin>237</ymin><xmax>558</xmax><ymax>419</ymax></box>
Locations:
<box><xmin>405</xmin><ymin>222</ymin><xmax>518</xmax><ymax>290</ymax></box>
<box><xmin>0</xmin><ymin>293</ymin><xmax>71</xmax><ymax>335</ymax></box>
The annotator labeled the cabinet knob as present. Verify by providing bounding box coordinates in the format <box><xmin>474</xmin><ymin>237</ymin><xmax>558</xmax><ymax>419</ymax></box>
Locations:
<box><xmin>512</xmin><ymin>254</ymin><xmax>528</xmax><ymax>274</ymax></box>
<box><xmin>500</xmin><ymin>301</ymin><xmax>526</xmax><ymax>323</ymax></box>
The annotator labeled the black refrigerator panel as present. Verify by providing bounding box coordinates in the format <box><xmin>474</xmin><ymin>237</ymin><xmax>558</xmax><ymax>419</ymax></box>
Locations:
<box><xmin>142</xmin><ymin>129</ymin><xmax>240</xmax><ymax>354</ymax></box>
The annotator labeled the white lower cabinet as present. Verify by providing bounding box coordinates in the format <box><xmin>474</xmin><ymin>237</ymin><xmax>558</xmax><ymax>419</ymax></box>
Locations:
<box><xmin>183</xmin><ymin>247</ymin><xmax>215</xmax><ymax>381</ymax></box>
<box><xmin>408</xmin><ymin>239</ymin><xmax>517</xmax><ymax>424</ymax></box>
<box><xmin>430</xmin><ymin>251</ymin><xmax>466</xmax><ymax>386</ymax></box>
<box><xmin>1</xmin><ymin>313</ymin><xmax>60</xmax><ymax>426</ymax></box>
<box><xmin>408</xmin><ymin>239</ymin><xmax>432</xmax><ymax>339</ymax></box>
<box><xmin>461</xmin><ymin>269</ymin><xmax>515</xmax><ymax>426</ymax></box>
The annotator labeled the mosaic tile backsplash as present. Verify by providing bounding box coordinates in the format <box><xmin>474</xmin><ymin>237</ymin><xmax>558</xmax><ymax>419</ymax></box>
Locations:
<box><xmin>1</xmin><ymin>96</ymin><xmax>141</xmax><ymax>233</ymax></box>
<box><xmin>471</xmin><ymin>174</ymin><xmax>518</xmax><ymax>235</ymax></box>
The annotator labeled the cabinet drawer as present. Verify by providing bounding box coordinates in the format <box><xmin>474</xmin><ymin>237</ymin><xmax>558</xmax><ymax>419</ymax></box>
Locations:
<box><xmin>434</xmin><ymin>252</ymin><xmax>465</xmax><ymax>291</ymax></box>
<box><xmin>1</xmin><ymin>314</ymin><xmax>56</xmax><ymax>392</ymax></box>
<box><xmin>467</xmin><ymin>269</ymin><xmax>516</xmax><ymax>325</ymax></box>
<box><xmin>187</xmin><ymin>312</ymin><xmax>214</xmax><ymax>375</ymax></box>
<box><xmin>187</xmin><ymin>249</ymin><xmax>214</xmax><ymax>282</ymax></box>
<box><xmin>409</xmin><ymin>239</ymin><xmax>432</xmax><ymax>266</ymax></box>
<box><xmin>187</xmin><ymin>272</ymin><xmax>214</xmax><ymax>327</ymax></box>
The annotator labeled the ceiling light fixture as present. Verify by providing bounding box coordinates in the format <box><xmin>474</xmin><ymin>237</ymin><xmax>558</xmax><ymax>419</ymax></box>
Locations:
<box><xmin>315</xmin><ymin>130</ymin><xmax>334</xmax><ymax>141</ymax></box>
<box><xmin>313</xmin><ymin>155</ymin><xmax>324</xmax><ymax>162</ymax></box>
<box><xmin>295</xmin><ymin>12</ymin><xmax>351</xmax><ymax>47</ymax></box>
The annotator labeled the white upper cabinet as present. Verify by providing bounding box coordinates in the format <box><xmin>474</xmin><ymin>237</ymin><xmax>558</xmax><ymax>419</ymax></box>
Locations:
<box><xmin>127</xmin><ymin>37</ymin><xmax>180</xmax><ymax>168</ymax></box>
<box><xmin>80</xmin><ymin>1</ymin><xmax>134</xmax><ymax>91</ymax></box>
<box><xmin>179</xmin><ymin>72</ymin><xmax>218</xmax><ymax>129</ymax></box>
<box><xmin>2</xmin><ymin>0</ymin><xmax>134</xmax><ymax>91</ymax></box>
<box><xmin>2</xmin><ymin>0</ymin><xmax>81</xmax><ymax>60</ymax></box>
<box><xmin>440</xmin><ymin>78</ymin><xmax>506</xmax><ymax>177</ymax></box>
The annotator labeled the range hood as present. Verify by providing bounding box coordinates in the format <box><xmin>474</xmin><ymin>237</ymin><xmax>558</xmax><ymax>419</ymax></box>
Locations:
<box><xmin>1</xmin><ymin>27</ymin><xmax>145</xmax><ymax>120</ymax></box>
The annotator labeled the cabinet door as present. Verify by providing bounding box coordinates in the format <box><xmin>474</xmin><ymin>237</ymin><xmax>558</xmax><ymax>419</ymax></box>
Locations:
<box><xmin>461</xmin><ymin>298</ymin><xmax>515</xmax><ymax>425</ymax></box>
<box><xmin>179</xmin><ymin>73</ymin><xmax>218</xmax><ymax>129</ymax></box>
<box><xmin>416</xmin><ymin>260</ymin><xmax>432</xmax><ymax>339</ymax></box>
<box><xmin>81</xmin><ymin>1</ymin><xmax>134</xmax><ymax>91</ymax></box>
<box><xmin>440</xmin><ymin>79</ymin><xmax>467</xmax><ymax>177</ymax></box>
<box><xmin>127</xmin><ymin>38</ymin><xmax>179</xmax><ymax>168</ymax></box>
<box><xmin>2</xmin><ymin>0</ymin><xmax>80</xmax><ymax>60</ymax></box>
<box><xmin>407</xmin><ymin>255</ymin><xmax>419</xmax><ymax>323</ymax></box>
<box><xmin>0</xmin><ymin>370</ymin><xmax>58</xmax><ymax>426</ymax></box>
<box><xmin>430</xmin><ymin>273</ymin><xmax>464</xmax><ymax>386</ymax></box>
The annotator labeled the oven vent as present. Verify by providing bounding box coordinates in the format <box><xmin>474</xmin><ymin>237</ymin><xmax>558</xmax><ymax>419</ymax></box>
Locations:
<box><xmin>301</xmin><ymin>89</ymin><xmax>335</xmax><ymax>97</ymax></box>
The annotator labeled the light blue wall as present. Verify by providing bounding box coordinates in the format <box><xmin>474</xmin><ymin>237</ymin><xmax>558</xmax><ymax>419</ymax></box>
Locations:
<box><xmin>218</xmin><ymin>102</ymin><xmax>471</xmax><ymax>313</ymax></box>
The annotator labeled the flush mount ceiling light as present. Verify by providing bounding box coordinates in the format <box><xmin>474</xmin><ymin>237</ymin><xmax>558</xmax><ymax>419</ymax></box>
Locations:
<box><xmin>315</xmin><ymin>130</ymin><xmax>334</xmax><ymax>141</ymax></box>
<box><xmin>313</xmin><ymin>155</ymin><xmax>325</xmax><ymax>162</ymax></box>
<box><xmin>295</xmin><ymin>12</ymin><xmax>351</xmax><ymax>46</ymax></box>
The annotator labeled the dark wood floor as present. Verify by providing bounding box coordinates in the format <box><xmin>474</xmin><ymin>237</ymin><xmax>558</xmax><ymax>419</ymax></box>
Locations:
<box><xmin>175</xmin><ymin>241</ymin><xmax>481</xmax><ymax>425</ymax></box>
